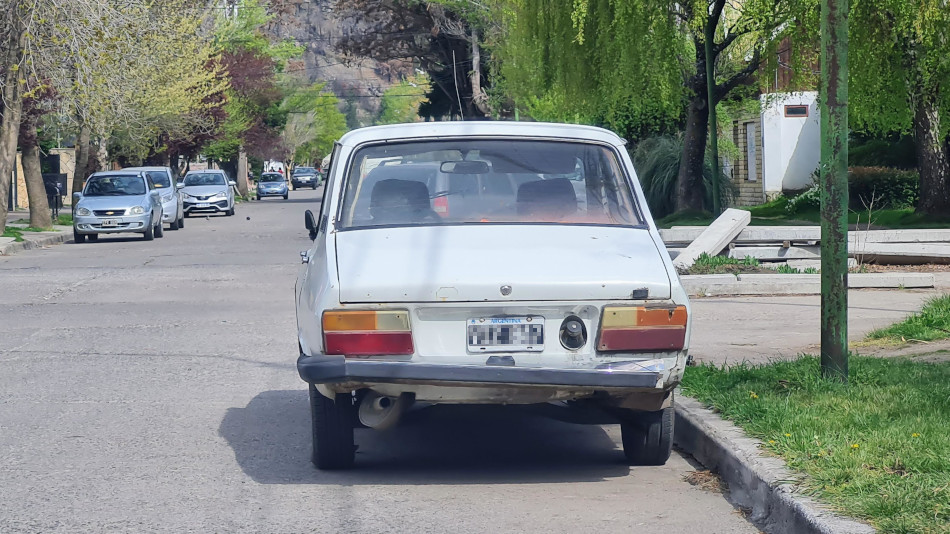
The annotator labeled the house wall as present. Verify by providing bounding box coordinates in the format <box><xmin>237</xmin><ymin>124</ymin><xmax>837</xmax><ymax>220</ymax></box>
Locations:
<box><xmin>760</xmin><ymin>92</ymin><xmax>820</xmax><ymax>195</ymax></box>
<box><xmin>12</xmin><ymin>147</ymin><xmax>77</xmax><ymax>209</ymax></box>
<box><xmin>727</xmin><ymin>117</ymin><xmax>765</xmax><ymax>206</ymax></box>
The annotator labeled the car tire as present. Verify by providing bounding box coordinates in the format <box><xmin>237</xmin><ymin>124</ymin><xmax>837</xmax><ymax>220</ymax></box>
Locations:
<box><xmin>143</xmin><ymin>223</ymin><xmax>154</xmax><ymax>241</ymax></box>
<box><xmin>256</xmin><ymin>195</ymin><xmax>261</xmax><ymax>201</ymax></box>
<box><xmin>178</xmin><ymin>214</ymin><xmax>184</xmax><ymax>228</ymax></box>
<box><xmin>154</xmin><ymin>221</ymin><xmax>164</xmax><ymax>238</ymax></box>
<box><xmin>292</xmin><ymin>185</ymin><xmax>297</xmax><ymax>191</ymax></box>
<box><xmin>620</xmin><ymin>405</ymin><xmax>674</xmax><ymax>466</ymax></box>
<box><xmin>312</xmin><ymin>184</ymin><xmax>317</xmax><ymax>190</ymax></box>
<box><xmin>74</xmin><ymin>230</ymin><xmax>86</xmax><ymax>243</ymax></box>
<box><xmin>87</xmin><ymin>233</ymin><xmax>99</xmax><ymax>242</ymax></box>
<box><xmin>170</xmin><ymin>217</ymin><xmax>179</xmax><ymax>230</ymax></box>
<box><xmin>309</xmin><ymin>384</ymin><xmax>356</xmax><ymax>470</ymax></box>
<box><xmin>283</xmin><ymin>193</ymin><xmax>288</xmax><ymax>200</ymax></box>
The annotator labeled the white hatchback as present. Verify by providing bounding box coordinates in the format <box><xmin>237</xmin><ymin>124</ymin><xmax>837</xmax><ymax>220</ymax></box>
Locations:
<box><xmin>296</xmin><ymin>122</ymin><xmax>691</xmax><ymax>469</ymax></box>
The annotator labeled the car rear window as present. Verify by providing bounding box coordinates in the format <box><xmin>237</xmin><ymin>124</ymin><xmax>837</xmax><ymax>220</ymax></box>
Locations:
<box><xmin>261</xmin><ymin>173</ymin><xmax>284</xmax><ymax>182</ymax></box>
<box><xmin>339</xmin><ymin>139</ymin><xmax>642</xmax><ymax>229</ymax></box>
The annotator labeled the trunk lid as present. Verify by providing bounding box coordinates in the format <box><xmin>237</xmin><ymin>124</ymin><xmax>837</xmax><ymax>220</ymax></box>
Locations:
<box><xmin>336</xmin><ymin>225</ymin><xmax>671</xmax><ymax>303</ymax></box>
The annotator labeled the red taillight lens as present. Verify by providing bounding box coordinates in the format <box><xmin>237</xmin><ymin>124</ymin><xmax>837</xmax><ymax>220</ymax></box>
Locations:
<box><xmin>433</xmin><ymin>196</ymin><xmax>449</xmax><ymax>217</ymax></box>
<box><xmin>323</xmin><ymin>310</ymin><xmax>414</xmax><ymax>356</ymax></box>
<box><xmin>597</xmin><ymin>305</ymin><xmax>687</xmax><ymax>352</ymax></box>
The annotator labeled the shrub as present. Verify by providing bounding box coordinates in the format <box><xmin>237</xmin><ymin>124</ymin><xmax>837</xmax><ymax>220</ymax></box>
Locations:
<box><xmin>848</xmin><ymin>166</ymin><xmax>918</xmax><ymax>210</ymax></box>
<box><xmin>632</xmin><ymin>136</ymin><xmax>736</xmax><ymax>218</ymax></box>
<box><xmin>849</xmin><ymin>136</ymin><xmax>917</xmax><ymax>169</ymax></box>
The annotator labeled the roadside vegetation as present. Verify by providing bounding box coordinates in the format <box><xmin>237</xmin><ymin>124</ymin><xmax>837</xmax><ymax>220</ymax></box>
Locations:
<box><xmin>867</xmin><ymin>294</ymin><xmax>950</xmax><ymax>344</ymax></box>
<box><xmin>681</xmin><ymin>356</ymin><xmax>950</xmax><ymax>533</ymax></box>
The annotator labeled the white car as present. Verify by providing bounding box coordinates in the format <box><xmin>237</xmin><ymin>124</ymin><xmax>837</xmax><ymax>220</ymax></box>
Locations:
<box><xmin>124</xmin><ymin>166</ymin><xmax>185</xmax><ymax>230</ymax></box>
<box><xmin>178</xmin><ymin>170</ymin><xmax>236</xmax><ymax>217</ymax></box>
<box><xmin>295</xmin><ymin>122</ymin><xmax>691</xmax><ymax>470</ymax></box>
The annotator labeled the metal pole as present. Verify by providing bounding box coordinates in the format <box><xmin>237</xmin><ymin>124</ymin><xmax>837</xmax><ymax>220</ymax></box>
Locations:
<box><xmin>705</xmin><ymin>19</ymin><xmax>721</xmax><ymax>215</ymax></box>
<box><xmin>820</xmin><ymin>0</ymin><xmax>850</xmax><ymax>382</ymax></box>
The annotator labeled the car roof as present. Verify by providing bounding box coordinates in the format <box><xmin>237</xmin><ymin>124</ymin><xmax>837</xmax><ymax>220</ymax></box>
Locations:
<box><xmin>89</xmin><ymin>171</ymin><xmax>143</xmax><ymax>177</ymax></box>
<box><xmin>185</xmin><ymin>169</ymin><xmax>225</xmax><ymax>174</ymax></box>
<box><xmin>338</xmin><ymin>121</ymin><xmax>626</xmax><ymax>148</ymax></box>
<box><xmin>124</xmin><ymin>166</ymin><xmax>170</xmax><ymax>171</ymax></box>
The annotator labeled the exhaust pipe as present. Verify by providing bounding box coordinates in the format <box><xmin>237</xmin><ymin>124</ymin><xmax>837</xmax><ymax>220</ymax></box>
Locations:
<box><xmin>358</xmin><ymin>391</ymin><xmax>409</xmax><ymax>430</ymax></box>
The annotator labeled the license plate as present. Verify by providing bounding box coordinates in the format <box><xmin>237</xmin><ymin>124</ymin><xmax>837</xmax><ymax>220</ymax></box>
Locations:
<box><xmin>101</xmin><ymin>219</ymin><xmax>119</xmax><ymax>227</ymax></box>
<box><xmin>467</xmin><ymin>316</ymin><xmax>543</xmax><ymax>352</ymax></box>
<box><xmin>197</xmin><ymin>202</ymin><xmax>210</xmax><ymax>208</ymax></box>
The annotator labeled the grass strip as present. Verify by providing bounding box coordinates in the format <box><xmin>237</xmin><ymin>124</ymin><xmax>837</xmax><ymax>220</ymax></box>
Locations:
<box><xmin>688</xmin><ymin>252</ymin><xmax>760</xmax><ymax>275</ymax></box>
<box><xmin>681</xmin><ymin>355</ymin><xmax>950</xmax><ymax>533</ymax></box>
<box><xmin>868</xmin><ymin>294</ymin><xmax>950</xmax><ymax>344</ymax></box>
<box><xmin>2</xmin><ymin>227</ymin><xmax>24</xmax><ymax>242</ymax></box>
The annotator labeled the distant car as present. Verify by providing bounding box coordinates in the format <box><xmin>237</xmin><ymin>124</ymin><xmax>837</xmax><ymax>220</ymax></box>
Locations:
<box><xmin>179</xmin><ymin>170</ymin><xmax>236</xmax><ymax>216</ymax></box>
<box><xmin>72</xmin><ymin>171</ymin><xmax>164</xmax><ymax>242</ymax></box>
<box><xmin>257</xmin><ymin>172</ymin><xmax>289</xmax><ymax>200</ymax></box>
<box><xmin>295</xmin><ymin>122</ymin><xmax>690</xmax><ymax>470</ymax></box>
<box><xmin>291</xmin><ymin>167</ymin><xmax>319</xmax><ymax>190</ymax></box>
<box><xmin>124</xmin><ymin>166</ymin><xmax>184</xmax><ymax>230</ymax></box>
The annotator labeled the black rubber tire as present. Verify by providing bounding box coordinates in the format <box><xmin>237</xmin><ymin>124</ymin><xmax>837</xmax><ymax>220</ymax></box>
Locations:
<box><xmin>311</xmin><ymin>184</ymin><xmax>317</xmax><ymax>190</ymax></box>
<box><xmin>143</xmin><ymin>223</ymin><xmax>154</xmax><ymax>241</ymax></box>
<box><xmin>170</xmin><ymin>216</ymin><xmax>179</xmax><ymax>230</ymax></box>
<box><xmin>87</xmin><ymin>233</ymin><xmax>99</xmax><ymax>242</ymax></box>
<box><xmin>283</xmin><ymin>193</ymin><xmax>288</xmax><ymax>200</ymax></box>
<box><xmin>309</xmin><ymin>384</ymin><xmax>356</xmax><ymax>470</ymax></box>
<box><xmin>256</xmin><ymin>195</ymin><xmax>261</xmax><ymax>201</ymax></box>
<box><xmin>228</xmin><ymin>205</ymin><xmax>235</xmax><ymax>216</ymax></box>
<box><xmin>620</xmin><ymin>405</ymin><xmax>674</xmax><ymax>466</ymax></box>
<box><xmin>154</xmin><ymin>221</ymin><xmax>164</xmax><ymax>238</ymax></box>
<box><xmin>178</xmin><ymin>214</ymin><xmax>184</xmax><ymax>228</ymax></box>
<box><xmin>74</xmin><ymin>230</ymin><xmax>86</xmax><ymax>243</ymax></box>
<box><xmin>292</xmin><ymin>185</ymin><xmax>297</xmax><ymax>191</ymax></box>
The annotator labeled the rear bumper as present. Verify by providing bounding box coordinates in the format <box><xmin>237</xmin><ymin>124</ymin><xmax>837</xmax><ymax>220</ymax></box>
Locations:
<box><xmin>297</xmin><ymin>353</ymin><xmax>662</xmax><ymax>389</ymax></box>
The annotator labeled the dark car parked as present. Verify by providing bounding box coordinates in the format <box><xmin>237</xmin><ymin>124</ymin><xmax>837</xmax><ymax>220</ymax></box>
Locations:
<box><xmin>291</xmin><ymin>167</ymin><xmax>319</xmax><ymax>190</ymax></box>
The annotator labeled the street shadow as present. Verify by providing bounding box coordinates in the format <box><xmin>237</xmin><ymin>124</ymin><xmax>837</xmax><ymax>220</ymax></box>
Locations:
<box><xmin>219</xmin><ymin>389</ymin><xmax>630</xmax><ymax>485</ymax></box>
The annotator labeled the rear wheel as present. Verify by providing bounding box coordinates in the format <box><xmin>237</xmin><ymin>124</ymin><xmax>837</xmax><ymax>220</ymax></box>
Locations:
<box><xmin>87</xmin><ymin>233</ymin><xmax>99</xmax><ymax>242</ymax></box>
<box><xmin>73</xmin><ymin>230</ymin><xmax>86</xmax><ymax>243</ymax></box>
<box><xmin>312</xmin><ymin>183</ymin><xmax>317</xmax><ymax>190</ymax></box>
<box><xmin>620</xmin><ymin>405</ymin><xmax>674</xmax><ymax>466</ymax></box>
<box><xmin>309</xmin><ymin>384</ymin><xmax>356</xmax><ymax>470</ymax></box>
<box><xmin>283</xmin><ymin>193</ymin><xmax>288</xmax><ymax>200</ymax></box>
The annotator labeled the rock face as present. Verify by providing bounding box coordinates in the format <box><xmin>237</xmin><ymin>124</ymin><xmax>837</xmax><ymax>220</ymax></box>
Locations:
<box><xmin>264</xmin><ymin>0</ymin><xmax>404</xmax><ymax>127</ymax></box>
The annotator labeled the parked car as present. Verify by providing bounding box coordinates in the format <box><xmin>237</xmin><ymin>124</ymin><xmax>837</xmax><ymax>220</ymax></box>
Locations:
<box><xmin>295</xmin><ymin>122</ymin><xmax>690</xmax><ymax>470</ymax></box>
<box><xmin>256</xmin><ymin>172</ymin><xmax>289</xmax><ymax>200</ymax></box>
<box><xmin>178</xmin><ymin>170</ymin><xmax>236</xmax><ymax>216</ymax></box>
<box><xmin>291</xmin><ymin>166</ymin><xmax>319</xmax><ymax>190</ymax></box>
<box><xmin>124</xmin><ymin>166</ymin><xmax>184</xmax><ymax>230</ymax></box>
<box><xmin>72</xmin><ymin>170</ymin><xmax>164</xmax><ymax>242</ymax></box>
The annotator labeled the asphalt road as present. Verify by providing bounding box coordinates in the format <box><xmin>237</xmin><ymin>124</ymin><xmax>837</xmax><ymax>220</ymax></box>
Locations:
<box><xmin>0</xmin><ymin>188</ymin><xmax>757</xmax><ymax>533</ymax></box>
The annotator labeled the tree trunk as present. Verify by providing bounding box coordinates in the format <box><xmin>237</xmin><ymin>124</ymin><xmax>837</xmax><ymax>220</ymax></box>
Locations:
<box><xmin>22</xmin><ymin>126</ymin><xmax>51</xmax><ymax>229</ymax></box>
<box><xmin>0</xmin><ymin>13</ymin><xmax>26</xmax><ymax>233</ymax></box>
<box><xmin>914</xmin><ymin>92</ymin><xmax>950</xmax><ymax>214</ymax></box>
<box><xmin>676</xmin><ymin>95</ymin><xmax>709</xmax><ymax>212</ymax></box>
<box><xmin>470</xmin><ymin>29</ymin><xmax>490</xmax><ymax>117</ymax></box>
<box><xmin>72</xmin><ymin>123</ymin><xmax>91</xmax><ymax>195</ymax></box>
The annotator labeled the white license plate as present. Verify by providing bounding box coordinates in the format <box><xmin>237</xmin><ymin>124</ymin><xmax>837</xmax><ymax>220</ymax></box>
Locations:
<box><xmin>467</xmin><ymin>316</ymin><xmax>544</xmax><ymax>352</ymax></box>
<box><xmin>196</xmin><ymin>202</ymin><xmax>210</xmax><ymax>208</ymax></box>
<box><xmin>101</xmin><ymin>219</ymin><xmax>119</xmax><ymax>227</ymax></box>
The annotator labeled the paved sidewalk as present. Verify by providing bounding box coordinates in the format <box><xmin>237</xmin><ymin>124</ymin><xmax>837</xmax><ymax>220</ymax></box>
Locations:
<box><xmin>0</xmin><ymin>211</ymin><xmax>72</xmax><ymax>256</ymax></box>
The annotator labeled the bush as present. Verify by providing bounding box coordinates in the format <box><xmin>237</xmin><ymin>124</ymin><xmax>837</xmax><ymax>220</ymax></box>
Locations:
<box><xmin>848</xmin><ymin>166</ymin><xmax>918</xmax><ymax>210</ymax></box>
<box><xmin>849</xmin><ymin>136</ymin><xmax>917</xmax><ymax>169</ymax></box>
<box><xmin>632</xmin><ymin>136</ymin><xmax>736</xmax><ymax>218</ymax></box>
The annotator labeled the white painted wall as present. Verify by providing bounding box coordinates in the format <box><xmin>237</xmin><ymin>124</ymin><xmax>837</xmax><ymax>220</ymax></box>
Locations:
<box><xmin>760</xmin><ymin>92</ymin><xmax>820</xmax><ymax>194</ymax></box>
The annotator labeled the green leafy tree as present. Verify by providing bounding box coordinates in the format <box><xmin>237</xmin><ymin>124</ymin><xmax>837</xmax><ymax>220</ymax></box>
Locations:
<box><xmin>376</xmin><ymin>74</ymin><xmax>431</xmax><ymax>124</ymax></box>
<box><xmin>281</xmin><ymin>82</ymin><xmax>347</xmax><ymax>168</ymax></box>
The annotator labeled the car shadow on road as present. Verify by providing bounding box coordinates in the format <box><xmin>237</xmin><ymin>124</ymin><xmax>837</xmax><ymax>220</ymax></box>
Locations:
<box><xmin>219</xmin><ymin>389</ymin><xmax>630</xmax><ymax>485</ymax></box>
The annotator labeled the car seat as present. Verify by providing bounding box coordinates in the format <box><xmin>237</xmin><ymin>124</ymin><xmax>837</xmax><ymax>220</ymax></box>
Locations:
<box><xmin>370</xmin><ymin>179</ymin><xmax>438</xmax><ymax>224</ymax></box>
<box><xmin>516</xmin><ymin>178</ymin><xmax>578</xmax><ymax>218</ymax></box>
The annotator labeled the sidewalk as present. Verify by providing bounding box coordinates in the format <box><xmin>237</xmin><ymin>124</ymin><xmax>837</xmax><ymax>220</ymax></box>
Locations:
<box><xmin>0</xmin><ymin>211</ymin><xmax>72</xmax><ymax>256</ymax></box>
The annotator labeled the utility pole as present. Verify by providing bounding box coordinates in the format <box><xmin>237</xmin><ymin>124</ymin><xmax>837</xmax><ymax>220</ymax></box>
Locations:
<box><xmin>704</xmin><ymin>17</ymin><xmax>721</xmax><ymax>215</ymax></box>
<box><xmin>819</xmin><ymin>0</ymin><xmax>850</xmax><ymax>382</ymax></box>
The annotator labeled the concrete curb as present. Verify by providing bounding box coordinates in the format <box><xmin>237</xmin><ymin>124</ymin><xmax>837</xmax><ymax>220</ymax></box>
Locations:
<box><xmin>682</xmin><ymin>272</ymin><xmax>934</xmax><ymax>296</ymax></box>
<box><xmin>0</xmin><ymin>230</ymin><xmax>70</xmax><ymax>256</ymax></box>
<box><xmin>674</xmin><ymin>396</ymin><xmax>875</xmax><ymax>534</ymax></box>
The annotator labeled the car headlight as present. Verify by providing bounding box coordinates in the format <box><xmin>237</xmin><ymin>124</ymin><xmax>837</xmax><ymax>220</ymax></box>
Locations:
<box><xmin>211</xmin><ymin>192</ymin><xmax>227</xmax><ymax>200</ymax></box>
<box><xmin>76</xmin><ymin>207</ymin><xmax>91</xmax><ymax>216</ymax></box>
<box><xmin>161</xmin><ymin>193</ymin><xmax>174</xmax><ymax>203</ymax></box>
<box><xmin>130</xmin><ymin>206</ymin><xmax>145</xmax><ymax>215</ymax></box>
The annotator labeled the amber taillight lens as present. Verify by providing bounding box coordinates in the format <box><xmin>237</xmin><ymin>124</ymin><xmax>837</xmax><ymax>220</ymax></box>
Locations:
<box><xmin>597</xmin><ymin>305</ymin><xmax>687</xmax><ymax>352</ymax></box>
<box><xmin>322</xmin><ymin>310</ymin><xmax>414</xmax><ymax>356</ymax></box>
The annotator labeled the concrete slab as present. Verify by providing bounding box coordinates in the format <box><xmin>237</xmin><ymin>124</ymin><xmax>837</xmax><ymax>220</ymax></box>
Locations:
<box><xmin>661</xmin><ymin>225</ymin><xmax>821</xmax><ymax>245</ymax></box>
<box><xmin>672</xmin><ymin>209</ymin><xmax>750</xmax><ymax>271</ymax></box>
<box><xmin>680</xmin><ymin>274</ymin><xmax>741</xmax><ymax>296</ymax></box>
<box><xmin>851</xmin><ymin>242</ymin><xmax>950</xmax><ymax>264</ymax></box>
<box><xmin>848</xmin><ymin>272</ymin><xmax>935</xmax><ymax>288</ymax></box>
<box><xmin>785</xmin><ymin>258</ymin><xmax>857</xmax><ymax>270</ymax></box>
<box><xmin>681</xmin><ymin>272</ymin><xmax>934</xmax><ymax>296</ymax></box>
<box><xmin>850</xmin><ymin>229</ymin><xmax>950</xmax><ymax>243</ymax></box>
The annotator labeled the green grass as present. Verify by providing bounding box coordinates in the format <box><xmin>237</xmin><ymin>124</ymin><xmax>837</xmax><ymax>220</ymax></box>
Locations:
<box><xmin>681</xmin><ymin>356</ymin><xmax>950</xmax><ymax>533</ymax></box>
<box><xmin>688</xmin><ymin>252</ymin><xmax>760</xmax><ymax>275</ymax></box>
<box><xmin>54</xmin><ymin>214</ymin><xmax>73</xmax><ymax>226</ymax></box>
<box><xmin>868</xmin><ymin>294</ymin><xmax>950</xmax><ymax>343</ymax></box>
<box><xmin>2</xmin><ymin>227</ymin><xmax>24</xmax><ymax>242</ymax></box>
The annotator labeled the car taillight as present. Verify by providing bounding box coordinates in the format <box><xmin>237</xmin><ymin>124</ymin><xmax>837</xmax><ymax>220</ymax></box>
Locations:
<box><xmin>323</xmin><ymin>310</ymin><xmax>414</xmax><ymax>356</ymax></box>
<box><xmin>597</xmin><ymin>305</ymin><xmax>687</xmax><ymax>352</ymax></box>
<box><xmin>433</xmin><ymin>196</ymin><xmax>449</xmax><ymax>217</ymax></box>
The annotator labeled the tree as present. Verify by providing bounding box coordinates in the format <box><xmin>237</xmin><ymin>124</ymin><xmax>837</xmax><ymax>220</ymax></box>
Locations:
<box><xmin>846</xmin><ymin>0</ymin><xmax>950</xmax><ymax>215</ymax></box>
<box><xmin>377</xmin><ymin>74</ymin><xmax>431</xmax><ymax>124</ymax></box>
<box><xmin>281</xmin><ymin>82</ymin><xmax>348</xmax><ymax>168</ymax></box>
<box><xmin>496</xmin><ymin>0</ymin><xmax>799</xmax><ymax>212</ymax></box>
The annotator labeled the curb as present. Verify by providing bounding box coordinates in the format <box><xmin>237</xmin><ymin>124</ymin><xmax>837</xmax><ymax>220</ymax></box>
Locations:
<box><xmin>674</xmin><ymin>396</ymin><xmax>875</xmax><ymax>534</ymax></box>
<box><xmin>0</xmin><ymin>231</ymin><xmax>70</xmax><ymax>256</ymax></box>
<box><xmin>682</xmin><ymin>272</ymin><xmax>934</xmax><ymax>297</ymax></box>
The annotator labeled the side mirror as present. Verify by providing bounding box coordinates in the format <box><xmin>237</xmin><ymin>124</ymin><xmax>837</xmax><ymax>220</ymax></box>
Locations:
<box><xmin>72</xmin><ymin>192</ymin><xmax>82</xmax><ymax>202</ymax></box>
<box><xmin>228</xmin><ymin>180</ymin><xmax>237</xmax><ymax>186</ymax></box>
<box><xmin>304</xmin><ymin>209</ymin><xmax>318</xmax><ymax>240</ymax></box>
<box><xmin>176</xmin><ymin>182</ymin><xmax>185</xmax><ymax>189</ymax></box>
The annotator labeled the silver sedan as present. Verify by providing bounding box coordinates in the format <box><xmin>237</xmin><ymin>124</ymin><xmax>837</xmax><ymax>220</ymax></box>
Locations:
<box><xmin>72</xmin><ymin>171</ymin><xmax>164</xmax><ymax>242</ymax></box>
